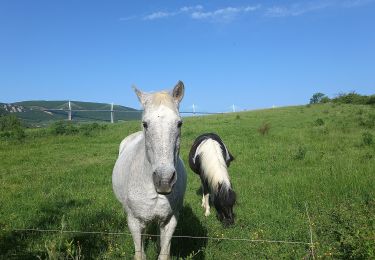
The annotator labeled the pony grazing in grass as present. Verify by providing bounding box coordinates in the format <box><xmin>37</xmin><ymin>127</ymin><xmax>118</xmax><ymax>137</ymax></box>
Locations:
<box><xmin>112</xmin><ymin>81</ymin><xmax>187</xmax><ymax>260</ymax></box>
<box><xmin>189</xmin><ymin>133</ymin><xmax>236</xmax><ymax>226</ymax></box>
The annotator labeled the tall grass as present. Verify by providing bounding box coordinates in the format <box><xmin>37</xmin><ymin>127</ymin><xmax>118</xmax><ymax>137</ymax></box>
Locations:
<box><xmin>1</xmin><ymin>104</ymin><xmax>374</xmax><ymax>259</ymax></box>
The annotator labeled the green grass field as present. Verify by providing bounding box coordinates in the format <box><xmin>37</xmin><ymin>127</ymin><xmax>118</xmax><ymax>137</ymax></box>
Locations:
<box><xmin>1</xmin><ymin>104</ymin><xmax>374</xmax><ymax>259</ymax></box>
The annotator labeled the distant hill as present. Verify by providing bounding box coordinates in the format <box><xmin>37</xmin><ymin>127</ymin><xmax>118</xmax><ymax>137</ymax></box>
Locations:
<box><xmin>0</xmin><ymin>100</ymin><xmax>141</xmax><ymax>126</ymax></box>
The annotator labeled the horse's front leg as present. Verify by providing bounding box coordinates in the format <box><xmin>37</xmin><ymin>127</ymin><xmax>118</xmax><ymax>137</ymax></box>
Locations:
<box><xmin>158</xmin><ymin>214</ymin><xmax>178</xmax><ymax>260</ymax></box>
<box><xmin>127</xmin><ymin>214</ymin><xmax>146</xmax><ymax>260</ymax></box>
<box><xmin>201</xmin><ymin>181</ymin><xmax>210</xmax><ymax>216</ymax></box>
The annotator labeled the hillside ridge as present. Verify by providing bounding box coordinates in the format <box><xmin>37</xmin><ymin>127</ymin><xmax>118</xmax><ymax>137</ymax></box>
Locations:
<box><xmin>0</xmin><ymin>100</ymin><xmax>140</xmax><ymax>126</ymax></box>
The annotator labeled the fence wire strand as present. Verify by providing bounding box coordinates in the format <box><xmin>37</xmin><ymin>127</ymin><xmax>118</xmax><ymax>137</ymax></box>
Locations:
<box><xmin>6</xmin><ymin>202</ymin><xmax>316</xmax><ymax>258</ymax></box>
<box><xmin>9</xmin><ymin>228</ymin><xmax>310</xmax><ymax>245</ymax></box>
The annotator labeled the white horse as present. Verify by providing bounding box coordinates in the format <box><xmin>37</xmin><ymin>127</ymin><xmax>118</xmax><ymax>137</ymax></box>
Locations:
<box><xmin>112</xmin><ymin>81</ymin><xmax>187</xmax><ymax>260</ymax></box>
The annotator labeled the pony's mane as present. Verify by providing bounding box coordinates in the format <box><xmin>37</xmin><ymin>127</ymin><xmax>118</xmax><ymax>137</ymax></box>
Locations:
<box><xmin>150</xmin><ymin>91</ymin><xmax>177</xmax><ymax>111</ymax></box>
<box><xmin>198</xmin><ymin>139</ymin><xmax>230</xmax><ymax>191</ymax></box>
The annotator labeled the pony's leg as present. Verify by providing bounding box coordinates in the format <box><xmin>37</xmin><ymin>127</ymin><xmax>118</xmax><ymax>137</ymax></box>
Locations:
<box><xmin>201</xmin><ymin>184</ymin><xmax>206</xmax><ymax>208</ymax></box>
<box><xmin>158</xmin><ymin>214</ymin><xmax>178</xmax><ymax>260</ymax></box>
<box><xmin>127</xmin><ymin>214</ymin><xmax>146</xmax><ymax>260</ymax></box>
<box><xmin>204</xmin><ymin>193</ymin><xmax>210</xmax><ymax>217</ymax></box>
<box><xmin>201</xmin><ymin>182</ymin><xmax>210</xmax><ymax>216</ymax></box>
<box><xmin>200</xmin><ymin>177</ymin><xmax>208</xmax><ymax>208</ymax></box>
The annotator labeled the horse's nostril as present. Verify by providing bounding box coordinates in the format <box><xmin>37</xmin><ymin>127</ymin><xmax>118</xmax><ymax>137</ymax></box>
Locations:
<box><xmin>169</xmin><ymin>171</ymin><xmax>176</xmax><ymax>184</ymax></box>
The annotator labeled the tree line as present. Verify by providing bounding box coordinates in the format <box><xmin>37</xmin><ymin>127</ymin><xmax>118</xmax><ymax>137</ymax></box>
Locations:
<box><xmin>310</xmin><ymin>92</ymin><xmax>375</xmax><ymax>105</ymax></box>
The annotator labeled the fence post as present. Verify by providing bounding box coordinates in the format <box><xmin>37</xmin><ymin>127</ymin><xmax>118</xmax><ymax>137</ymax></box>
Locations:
<box><xmin>68</xmin><ymin>101</ymin><xmax>72</xmax><ymax>121</ymax></box>
<box><xmin>111</xmin><ymin>103</ymin><xmax>114</xmax><ymax>123</ymax></box>
<box><xmin>305</xmin><ymin>203</ymin><xmax>316</xmax><ymax>259</ymax></box>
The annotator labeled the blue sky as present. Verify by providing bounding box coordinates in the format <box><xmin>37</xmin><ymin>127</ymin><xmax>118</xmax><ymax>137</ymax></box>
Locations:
<box><xmin>1</xmin><ymin>0</ymin><xmax>374</xmax><ymax>112</ymax></box>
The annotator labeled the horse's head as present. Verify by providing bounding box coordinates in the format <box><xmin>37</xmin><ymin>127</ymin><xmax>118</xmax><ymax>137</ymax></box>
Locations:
<box><xmin>214</xmin><ymin>184</ymin><xmax>236</xmax><ymax>226</ymax></box>
<box><xmin>133</xmin><ymin>81</ymin><xmax>184</xmax><ymax>195</ymax></box>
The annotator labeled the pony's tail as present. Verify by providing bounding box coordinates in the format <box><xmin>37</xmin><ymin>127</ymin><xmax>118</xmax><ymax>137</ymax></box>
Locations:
<box><xmin>213</xmin><ymin>182</ymin><xmax>236</xmax><ymax>226</ymax></box>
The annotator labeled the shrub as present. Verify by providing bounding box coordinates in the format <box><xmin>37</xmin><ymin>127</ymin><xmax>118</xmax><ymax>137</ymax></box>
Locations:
<box><xmin>0</xmin><ymin>114</ymin><xmax>25</xmax><ymax>141</ymax></box>
<box><xmin>310</xmin><ymin>93</ymin><xmax>328</xmax><ymax>104</ymax></box>
<box><xmin>258</xmin><ymin>122</ymin><xmax>271</xmax><ymax>136</ymax></box>
<box><xmin>0</xmin><ymin>127</ymin><xmax>26</xmax><ymax>141</ymax></box>
<box><xmin>315</xmin><ymin>118</ymin><xmax>325</xmax><ymax>126</ymax></box>
<box><xmin>367</xmin><ymin>95</ymin><xmax>375</xmax><ymax>105</ymax></box>
<box><xmin>0</xmin><ymin>108</ymin><xmax>8</xmax><ymax>116</ymax></box>
<box><xmin>49</xmin><ymin>121</ymin><xmax>107</xmax><ymax>136</ymax></box>
<box><xmin>333</xmin><ymin>92</ymin><xmax>370</xmax><ymax>105</ymax></box>
<box><xmin>358</xmin><ymin>113</ymin><xmax>375</xmax><ymax>129</ymax></box>
<box><xmin>79</xmin><ymin>123</ymin><xmax>107</xmax><ymax>136</ymax></box>
<box><xmin>0</xmin><ymin>114</ymin><xmax>22</xmax><ymax>131</ymax></box>
<box><xmin>362</xmin><ymin>152</ymin><xmax>373</xmax><ymax>161</ymax></box>
<box><xmin>362</xmin><ymin>132</ymin><xmax>373</xmax><ymax>146</ymax></box>
<box><xmin>357</xmin><ymin>108</ymin><xmax>364</xmax><ymax>115</ymax></box>
<box><xmin>320</xmin><ymin>96</ymin><xmax>331</xmax><ymax>103</ymax></box>
<box><xmin>49</xmin><ymin>121</ymin><xmax>79</xmax><ymax>135</ymax></box>
<box><xmin>294</xmin><ymin>146</ymin><xmax>306</xmax><ymax>160</ymax></box>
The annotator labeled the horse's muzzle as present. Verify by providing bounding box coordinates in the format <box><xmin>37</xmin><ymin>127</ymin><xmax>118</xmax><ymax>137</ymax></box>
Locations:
<box><xmin>153</xmin><ymin>170</ymin><xmax>177</xmax><ymax>195</ymax></box>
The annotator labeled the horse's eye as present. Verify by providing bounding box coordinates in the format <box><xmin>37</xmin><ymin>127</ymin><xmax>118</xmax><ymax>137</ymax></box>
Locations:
<box><xmin>177</xmin><ymin>121</ymin><xmax>183</xmax><ymax>128</ymax></box>
<box><xmin>142</xmin><ymin>121</ymin><xmax>148</xmax><ymax>129</ymax></box>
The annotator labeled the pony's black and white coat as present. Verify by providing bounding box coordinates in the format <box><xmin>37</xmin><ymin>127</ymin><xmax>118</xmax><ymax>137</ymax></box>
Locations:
<box><xmin>189</xmin><ymin>133</ymin><xmax>236</xmax><ymax>225</ymax></box>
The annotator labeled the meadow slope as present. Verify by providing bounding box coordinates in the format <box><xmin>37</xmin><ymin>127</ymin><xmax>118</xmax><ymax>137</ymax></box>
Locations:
<box><xmin>0</xmin><ymin>104</ymin><xmax>374</xmax><ymax>259</ymax></box>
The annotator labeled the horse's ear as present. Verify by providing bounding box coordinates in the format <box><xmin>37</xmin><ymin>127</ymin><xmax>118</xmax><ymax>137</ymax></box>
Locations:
<box><xmin>132</xmin><ymin>85</ymin><xmax>146</xmax><ymax>107</ymax></box>
<box><xmin>172</xmin><ymin>81</ymin><xmax>184</xmax><ymax>106</ymax></box>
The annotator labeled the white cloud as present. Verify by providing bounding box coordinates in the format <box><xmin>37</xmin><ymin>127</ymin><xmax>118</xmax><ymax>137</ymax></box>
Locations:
<box><xmin>142</xmin><ymin>5</ymin><xmax>204</xmax><ymax>20</ymax></box>
<box><xmin>244</xmin><ymin>5</ymin><xmax>261</xmax><ymax>12</ymax></box>
<box><xmin>141</xmin><ymin>5</ymin><xmax>260</xmax><ymax>22</ymax></box>
<box><xmin>265</xmin><ymin>2</ymin><xmax>332</xmax><ymax>17</ymax></box>
<box><xmin>122</xmin><ymin>1</ymin><xmax>374</xmax><ymax>22</ymax></box>
<box><xmin>342</xmin><ymin>0</ymin><xmax>375</xmax><ymax>7</ymax></box>
<box><xmin>191</xmin><ymin>5</ymin><xmax>260</xmax><ymax>21</ymax></box>
<box><xmin>191</xmin><ymin>7</ymin><xmax>240</xmax><ymax>20</ymax></box>
<box><xmin>180</xmin><ymin>5</ymin><xmax>203</xmax><ymax>12</ymax></box>
<box><xmin>265</xmin><ymin>0</ymin><xmax>374</xmax><ymax>18</ymax></box>
<box><xmin>143</xmin><ymin>11</ymin><xmax>176</xmax><ymax>20</ymax></box>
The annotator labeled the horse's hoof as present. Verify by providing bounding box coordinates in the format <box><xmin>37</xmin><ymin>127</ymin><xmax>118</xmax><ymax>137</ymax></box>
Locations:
<box><xmin>134</xmin><ymin>252</ymin><xmax>145</xmax><ymax>260</ymax></box>
<box><xmin>158</xmin><ymin>255</ymin><xmax>170</xmax><ymax>260</ymax></box>
<box><xmin>204</xmin><ymin>210</ymin><xmax>211</xmax><ymax>217</ymax></box>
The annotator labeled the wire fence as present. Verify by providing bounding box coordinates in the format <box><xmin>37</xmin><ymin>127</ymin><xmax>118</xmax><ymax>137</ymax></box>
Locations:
<box><xmin>10</xmin><ymin>228</ymin><xmax>311</xmax><ymax>245</ymax></box>
<box><xmin>6</xmin><ymin>202</ymin><xmax>316</xmax><ymax>258</ymax></box>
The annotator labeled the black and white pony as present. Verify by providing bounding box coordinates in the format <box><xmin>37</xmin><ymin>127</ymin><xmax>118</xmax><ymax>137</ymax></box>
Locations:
<box><xmin>189</xmin><ymin>133</ymin><xmax>236</xmax><ymax>226</ymax></box>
